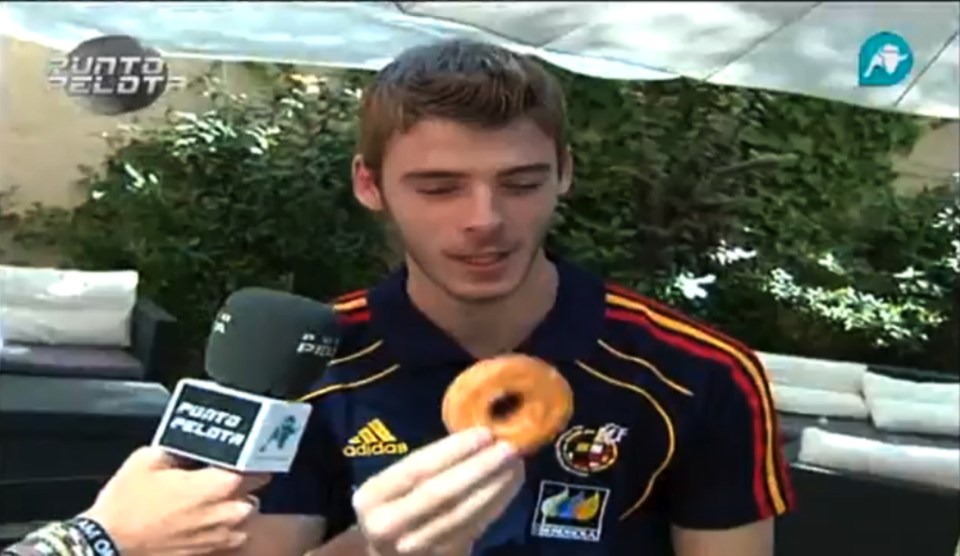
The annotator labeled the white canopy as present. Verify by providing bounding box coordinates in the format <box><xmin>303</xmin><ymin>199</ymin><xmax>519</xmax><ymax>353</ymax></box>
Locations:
<box><xmin>2</xmin><ymin>1</ymin><xmax>958</xmax><ymax>119</ymax></box>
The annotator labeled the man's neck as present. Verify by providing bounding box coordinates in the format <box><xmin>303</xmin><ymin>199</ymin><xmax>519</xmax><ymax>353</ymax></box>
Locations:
<box><xmin>406</xmin><ymin>252</ymin><xmax>559</xmax><ymax>360</ymax></box>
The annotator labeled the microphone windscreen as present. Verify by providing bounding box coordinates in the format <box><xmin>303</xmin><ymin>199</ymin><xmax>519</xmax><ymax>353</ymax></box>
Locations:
<box><xmin>204</xmin><ymin>288</ymin><xmax>340</xmax><ymax>399</ymax></box>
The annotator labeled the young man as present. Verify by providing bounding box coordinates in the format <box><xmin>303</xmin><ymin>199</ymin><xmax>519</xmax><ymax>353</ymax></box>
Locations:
<box><xmin>245</xmin><ymin>39</ymin><xmax>795</xmax><ymax>556</ymax></box>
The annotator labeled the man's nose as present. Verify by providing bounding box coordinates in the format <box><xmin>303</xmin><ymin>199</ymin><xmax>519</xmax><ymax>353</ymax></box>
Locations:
<box><xmin>464</xmin><ymin>186</ymin><xmax>504</xmax><ymax>234</ymax></box>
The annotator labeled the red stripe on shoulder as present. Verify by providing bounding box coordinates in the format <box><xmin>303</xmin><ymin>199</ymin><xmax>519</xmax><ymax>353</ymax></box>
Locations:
<box><xmin>333</xmin><ymin>288</ymin><xmax>369</xmax><ymax>303</ymax></box>
<box><xmin>605</xmin><ymin>305</ymin><xmax>775</xmax><ymax>518</ymax></box>
<box><xmin>338</xmin><ymin>309</ymin><xmax>371</xmax><ymax>325</ymax></box>
<box><xmin>605</xmin><ymin>307</ymin><xmax>748</xmax><ymax>378</ymax></box>
<box><xmin>333</xmin><ymin>294</ymin><xmax>369</xmax><ymax>323</ymax></box>
<box><xmin>606</xmin><ymin>283</ymin><xmax>755</xmax><ymax>357</ymax></box>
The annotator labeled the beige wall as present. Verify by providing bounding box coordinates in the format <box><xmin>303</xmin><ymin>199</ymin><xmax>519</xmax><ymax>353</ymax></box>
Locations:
<box><xmin>892</xmin><ymin>121</ymin><xmax>960</xmax><ymax>194</ymax></box>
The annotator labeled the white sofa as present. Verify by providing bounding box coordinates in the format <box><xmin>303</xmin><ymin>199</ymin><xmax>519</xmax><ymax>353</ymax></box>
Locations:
<box><xmin>762</xmin><ymin>351</ymin><xmax>870</xmax><ymax>419</ymax></box>
<box><xmin>1</xmin><ymin>265</ymin><xmax>139</xmax><ymax>347</ymax></box>
<box><xmin>759</xmin><ymin>351</ymin><xmax>959</xmax><ymax>491</ymax></box>
<box><xmin>0</xmin><ymin>265</ymin><xmax>177</xmax><ymax>381</ymax></box>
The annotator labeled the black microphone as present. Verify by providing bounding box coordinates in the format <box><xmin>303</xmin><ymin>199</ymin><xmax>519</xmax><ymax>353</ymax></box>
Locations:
<box><xmin>151</xmin><ymin>288</ymin><xmax>340</xmax><ymax>472</ymax></box>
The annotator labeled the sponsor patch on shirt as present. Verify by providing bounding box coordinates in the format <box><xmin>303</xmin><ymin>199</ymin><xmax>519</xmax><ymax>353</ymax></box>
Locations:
<box><xmin>531</xmin><ymin>480</ymin><xmax>610</xmax><ymax>542</ymax></box>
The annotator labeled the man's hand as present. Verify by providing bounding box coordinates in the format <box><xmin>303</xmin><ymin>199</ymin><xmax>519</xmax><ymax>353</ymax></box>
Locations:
<box><xmin>352</xmin><ymin>428</ymin><xmax>524</xmax><ymax>556</ymax></box>
<box><xmin>80</xmin><ymin>446</ymin><xmax>271</xmax><ymax>556</ymax></box>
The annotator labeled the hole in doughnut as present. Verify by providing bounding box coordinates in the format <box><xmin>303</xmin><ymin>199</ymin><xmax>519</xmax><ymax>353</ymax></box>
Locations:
<box><xmin>489</xmin><ymin>391</ymin><xmax>524</xmax><ymax>421</ymax></box>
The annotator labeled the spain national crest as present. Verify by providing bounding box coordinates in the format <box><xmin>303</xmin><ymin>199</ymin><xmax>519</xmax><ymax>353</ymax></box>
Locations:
<box><xmin>555</xmin><ymin>423</ymin><xmax>628</xmax><ymax>477</ymax></box>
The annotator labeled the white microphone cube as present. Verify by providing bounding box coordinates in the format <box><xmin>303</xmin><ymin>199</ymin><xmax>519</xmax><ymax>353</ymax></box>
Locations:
<box><xmin>151</xmin><ymin>378</ymin><xmax>312</xmax><ymax>472</ymax></box>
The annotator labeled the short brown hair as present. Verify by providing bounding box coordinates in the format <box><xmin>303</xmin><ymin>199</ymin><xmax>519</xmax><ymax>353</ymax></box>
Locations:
<box><xmin>357</xmin><ymin>39</ymin><xmax>568</xmax><ymax>179</ymax></box>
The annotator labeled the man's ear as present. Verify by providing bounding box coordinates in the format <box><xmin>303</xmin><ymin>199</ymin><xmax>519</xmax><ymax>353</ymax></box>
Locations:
<box><xmin>353</xmin><ymin>155</ymin><xmax>384</xmax><ymax>212</ymax></box>
<box><xmin>558</xmin><ymin>146</ymin><xmax>574</xmax><ymax>197</ymax></box>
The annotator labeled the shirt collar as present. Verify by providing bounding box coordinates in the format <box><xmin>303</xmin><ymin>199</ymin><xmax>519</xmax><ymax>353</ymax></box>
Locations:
<box><xmin>368</xmin><ymin>254</ymin><xmax>606</xmax><ymax>368</ymax></box>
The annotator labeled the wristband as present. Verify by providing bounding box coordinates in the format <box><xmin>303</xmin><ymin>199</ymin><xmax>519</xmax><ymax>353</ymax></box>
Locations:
<box><xmin>4</xmin><ymin>520</ymin><xmax>86</xmax><ymax>556</ymax></box>
<box><xmin>64</xmin><ymin>518</ymin><xmax>119</xmax><ymax>556</ymax></box>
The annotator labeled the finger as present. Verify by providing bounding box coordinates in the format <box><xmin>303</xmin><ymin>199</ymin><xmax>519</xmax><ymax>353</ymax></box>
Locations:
<box><xmin>367</xmin><ymin>441</ymin><xmax>519</xmax><ymax>540</ymax></box>
<box><xmin>395</xmin><ymin>462</ymin><xmax>523</xmax><ymax>553</ymax></box>
<box><xmin>202</xmin><ymin>498</ymin><xmax>258</xmax><ymax>530</ymax></box>
<box><xmin>354</xmin><ymin>427</ymin><xmax>493</xmax><ymax>510</ymax></box>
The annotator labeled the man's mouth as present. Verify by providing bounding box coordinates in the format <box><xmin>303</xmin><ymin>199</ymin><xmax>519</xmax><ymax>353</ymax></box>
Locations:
<box><xmin>451</xmin><ymin>251</ymin><xmax>512</xmax><ymax>267</ymax></box>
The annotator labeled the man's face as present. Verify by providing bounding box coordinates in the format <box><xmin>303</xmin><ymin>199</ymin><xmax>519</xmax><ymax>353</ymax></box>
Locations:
<box><xmin>354</xmin><ymin>117</ymin><xmax>571</xmax><ymax>303</ymax></box>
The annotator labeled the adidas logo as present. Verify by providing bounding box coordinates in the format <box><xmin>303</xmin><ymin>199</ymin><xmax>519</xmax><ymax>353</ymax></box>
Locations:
<box><xmin>343</xmin><ymin>418</ymin><xmax>409</xmax><ymax>458</ymax></box>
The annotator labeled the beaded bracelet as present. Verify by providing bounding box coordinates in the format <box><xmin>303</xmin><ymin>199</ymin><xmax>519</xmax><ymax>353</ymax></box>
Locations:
<box><xmin>0</xmin><ymin>515</ymin><xmax>119</xmax><ymax>556</ymax></box>
<box><xmin>2</xmin><ymin>520</ymin><xmax>88</xmax><ymax>556</ymax></box>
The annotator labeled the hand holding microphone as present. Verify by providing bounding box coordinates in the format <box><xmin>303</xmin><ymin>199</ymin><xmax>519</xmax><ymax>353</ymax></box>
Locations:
<box><xmin>79</xmin><ymin>446</ymin><xmax>269</xmax><ymax>556</ymax></box>
<box><xmin>152</xmin><ymin>288</ymin><xmax>340</xmax><ymax>474</ymax></box>
<box><xmin>3</xmin><ymin>289</ymin><xmax>340</xmax><ymax>556</ymax></box>
<box><xmin>138</xmin><ymin>288</ymin><xmax>341</xmax><ymax>552</ymax></box>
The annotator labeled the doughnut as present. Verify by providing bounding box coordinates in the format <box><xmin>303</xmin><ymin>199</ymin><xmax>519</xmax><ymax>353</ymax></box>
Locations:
<box><xmin>441</xmin><ymin>354</ymin><xmax>574</xmax><ymax>455</ymax></box>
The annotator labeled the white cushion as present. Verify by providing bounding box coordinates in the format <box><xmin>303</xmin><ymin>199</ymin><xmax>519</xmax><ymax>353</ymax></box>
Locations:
<box><xmin>861</xmin><ymin>372</ymin><xmax>960</xmax><ymax>437</ymax></box>
<box><xmin>862</xmin><ymin>371</ymin><xmax>960</xmax><ymax>406</ymax></box>
<box><xmin>799</xmin><ymin>427</ymin><xmax>960</xmax><ymax>491</ymax></box>
<box><xmin>772</xmin><ymin>384</ymin><xmax>869</xmax><ymax>419</ymax></box>
<box><xmin>868</xmin><ymin>398</ymin><xmax>960</xmax><ymax>438</ymax></box>
<box><xmin>0</xmin><ymin>265</ymin><xmax>138</xmax><ymax>347</ymax></box>
<box><xmin>758</xmin><ymin>351</ymin><xmax>867</xmax><ymax>395</ymax></box>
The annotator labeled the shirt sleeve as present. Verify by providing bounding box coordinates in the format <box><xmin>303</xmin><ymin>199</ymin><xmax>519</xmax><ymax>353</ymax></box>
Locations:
<box><xmin>667</xmin><ymin>353</ymin><xmax>795</xmax><ymax>529</ymax></box>
<box><xmin>256</xmin><ymin>406</ymin><xmax>353</xmax><ymax>526</ymax></box>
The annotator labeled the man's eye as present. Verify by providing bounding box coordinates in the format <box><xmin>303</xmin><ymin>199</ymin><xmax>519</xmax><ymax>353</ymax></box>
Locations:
<box><xmin>504</xmin><ymin>183</ymin><xmax>542</xmax><ymax>192</ymax></box>
<box><xmin>418</xmin><ymin>187</ymin><xmax>457</xmax><ymax>196</ymax></box>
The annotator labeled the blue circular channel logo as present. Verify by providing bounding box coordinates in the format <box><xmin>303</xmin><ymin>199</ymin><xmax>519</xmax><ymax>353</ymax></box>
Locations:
<box><xmin>858</xmin><ymin>31</ymin><xmax>914</xmax><ymax>87</ymax></box>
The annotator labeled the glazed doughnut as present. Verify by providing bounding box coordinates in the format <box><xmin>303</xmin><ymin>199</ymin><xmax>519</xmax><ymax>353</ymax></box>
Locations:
<box><xmin>441</xmin><ymin>354</ymin><xmax>574</xmax><ymax>454</ymax></box>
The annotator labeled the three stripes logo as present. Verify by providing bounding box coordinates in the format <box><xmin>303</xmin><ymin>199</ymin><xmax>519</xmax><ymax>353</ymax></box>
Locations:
<box><xmin>343</xmin><ymin>418</ymin><xmax>409</xmax><ymax>458</ymax></box>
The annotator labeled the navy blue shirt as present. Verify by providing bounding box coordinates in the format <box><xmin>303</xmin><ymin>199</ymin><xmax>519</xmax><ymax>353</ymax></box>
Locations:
<box><xmin>259</xmin><ymin>258</ymin><xmax>795</xmax><ymax>554</ymax></box>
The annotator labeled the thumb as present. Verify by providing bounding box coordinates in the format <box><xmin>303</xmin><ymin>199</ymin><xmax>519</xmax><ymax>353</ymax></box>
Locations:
<box><xmin>122</xmin><ymin>446</ymin><xmax>180</xmax><ymax>473</ymax></box>
<box><xmin>188</xmin><ymin>467</ymin><xmax>272</xmax><ymax>498</ymax></box>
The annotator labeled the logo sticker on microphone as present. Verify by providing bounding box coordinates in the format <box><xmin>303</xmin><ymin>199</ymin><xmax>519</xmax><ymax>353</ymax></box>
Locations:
<box><xmin>157</xmin><ymin>383</ymin><xmax>261</xmax><ymax>466</ymax></box>
<box><xmin>260</xmin><ymin>415</ymin><xmax>300</xmax><ymax>453</ymax></box>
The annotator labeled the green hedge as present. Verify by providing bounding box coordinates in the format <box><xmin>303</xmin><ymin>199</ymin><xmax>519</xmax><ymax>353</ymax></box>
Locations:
<box><xmin>8</xmin><ymin>67</ymin><xmax>958</xmax><ymax>380</ymax></box>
